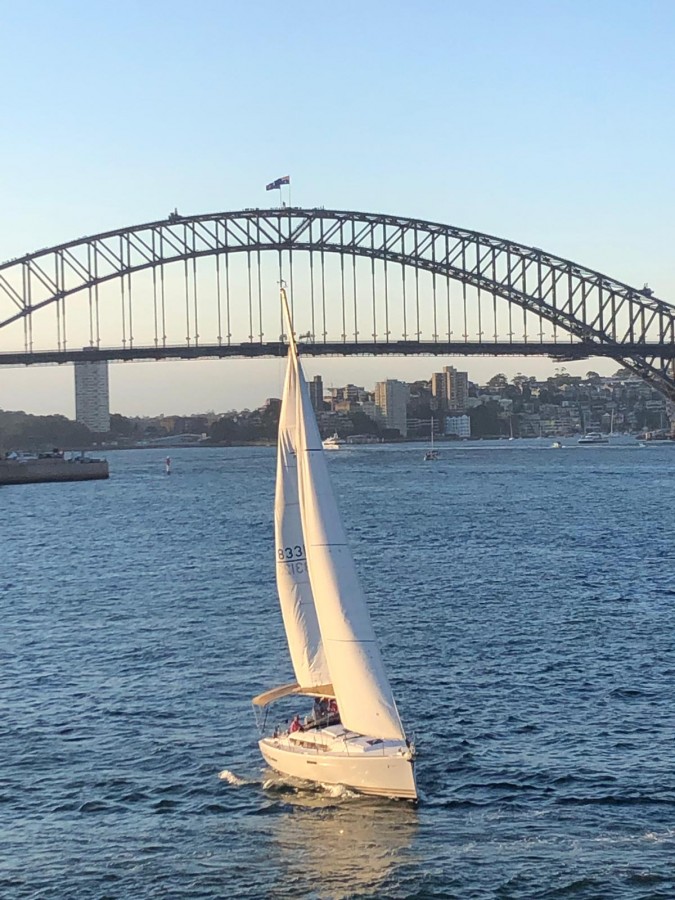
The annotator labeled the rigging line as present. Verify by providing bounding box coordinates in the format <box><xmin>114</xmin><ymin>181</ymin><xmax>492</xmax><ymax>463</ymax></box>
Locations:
<box><xmin>280</xmin><ymin>283</ymin><xmax>297</xmax><ymax>357</ymax></box>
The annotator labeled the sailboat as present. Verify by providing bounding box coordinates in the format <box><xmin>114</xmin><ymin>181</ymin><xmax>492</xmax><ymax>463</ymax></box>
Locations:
<box><xmin>253</xmin><ymin>288</ymin><xmax>417</xmax><ymax>801</ymax></box>
<box><xmin>424</xmin><ymin>417</ymin><xmax>439</xmax><ymax>461</ymax></box>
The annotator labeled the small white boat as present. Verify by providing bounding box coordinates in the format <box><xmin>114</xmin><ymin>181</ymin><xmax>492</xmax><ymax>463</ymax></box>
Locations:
<box><xmin>254</xmin><ymin>288</ymin><xmax>416</xmax><ymax>801</ymax></box>
<box><xmin>551</xmin><ymin>440</ymin><xmax>563</xmax><ymax>449</ymax></box>
<box><xmin>424</xmin><ymin>417</ymin><xmax>439</xmax><ymax>461</ymax></box>
<box><xmin>578</xmin><ymin>432</ymin><xmax>609</xmax><ymax>445</ymax></box>
<box><xmin>322</xmin><ymin>432</ymin><xmax>345</xmax><ymax>450</ymax></box>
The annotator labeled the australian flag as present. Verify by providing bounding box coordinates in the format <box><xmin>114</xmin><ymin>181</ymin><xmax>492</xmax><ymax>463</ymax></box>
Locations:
<box><xmin>266</xmin><ymin>175</ymin><xmax>290</xmax><ymax>190</ymax></box>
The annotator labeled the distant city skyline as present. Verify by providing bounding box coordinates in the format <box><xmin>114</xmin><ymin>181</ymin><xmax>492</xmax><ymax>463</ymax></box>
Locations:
<box><xmin>0</xmin><ymin>354</ymin><xmax>621</xmax><ymax>419</ymax></box>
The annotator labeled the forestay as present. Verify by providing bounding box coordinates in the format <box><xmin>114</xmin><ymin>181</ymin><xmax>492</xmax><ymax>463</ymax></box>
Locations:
<box><xmin>291</xmin><ymin>343</ymin><xmax>406</xmax><ymax>742</ymax></box>
<box><xmin>275</xmin><ymin>350</ymin><xmax>331</xmax><ymax>687</ymax></box>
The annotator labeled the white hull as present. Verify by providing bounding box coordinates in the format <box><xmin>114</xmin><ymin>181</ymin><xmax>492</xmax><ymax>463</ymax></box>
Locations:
<box><xmin>322</xmin><ymin>432</ymin><xmax>345</xmax><ymax>450</ymax></box>
<box><xmin>259</xmin><ymin>730</ymin><xmax>417</xmax><ymax>800</ymax></box>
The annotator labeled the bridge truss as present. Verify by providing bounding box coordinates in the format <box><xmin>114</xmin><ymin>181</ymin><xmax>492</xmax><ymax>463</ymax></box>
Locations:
<box><xmin>0</xmin><ymin>208</ymin><xmax>673</xmax><ymax>399</ymax></box>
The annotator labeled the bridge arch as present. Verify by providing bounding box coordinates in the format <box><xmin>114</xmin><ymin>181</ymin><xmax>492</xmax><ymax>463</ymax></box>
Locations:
<box><xmin>0</xmin><ymin>208</ymin><xmax>673</xmax><ymax>399</ymax></box>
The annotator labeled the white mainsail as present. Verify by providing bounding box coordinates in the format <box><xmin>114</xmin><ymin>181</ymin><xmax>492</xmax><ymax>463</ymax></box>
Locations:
<box><xmin>275</xmin><ymin>349</ymin><xmax>331</xmax><ymax>687</ymax></box>
<box><xmin>290</xmin><ymin>342</ymin><xmax>406</xmax><ymax>742</ymax></box>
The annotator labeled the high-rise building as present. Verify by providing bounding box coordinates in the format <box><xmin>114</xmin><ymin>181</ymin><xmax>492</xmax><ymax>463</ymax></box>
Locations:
<box><xmin>445</xmin><ymin>414</ymin><xmax>471</xmax><ymax>438</ymax></box>
<box><xmin>430</xmin><ymin>371</ymin><xmax>448</xmax><ymax>409</ymax></box>
<box><xmin>74</xmin><ymin>359</ymin><xmax>110</xmax><ymax>432</ymax></box>
<box><xmin>309</xmin><ymin>375</ymin><xmax>324</xmax><ymax>411</ymax></box>
<box><xmin>374</xmin><ymin>379</ymin><xmax>409</xmax><ymax>436</ymax></box>
<box><xmin>444</xmin><ymin>365</ymin><xmax>468</xmax><ymax>411</ymax></box>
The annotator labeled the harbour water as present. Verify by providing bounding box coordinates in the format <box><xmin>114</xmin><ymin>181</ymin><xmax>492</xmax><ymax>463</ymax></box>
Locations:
<box><xmin>3</xmin><ymin>441</ymin><xmax>675</xmax><ymax>899</ymax></box>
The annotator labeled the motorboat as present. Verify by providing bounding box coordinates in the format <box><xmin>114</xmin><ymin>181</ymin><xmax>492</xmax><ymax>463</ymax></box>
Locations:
<box><xmin>578</xmin><ymin>432</ymin><xmax>609</xmax><ymax>445</ymax></box>
<box><xmin>322</xmin><ymin>432</ymin><xmax>345</xmax><ymax>450</ymax></box>
<box><xmin>551</xmin><ymin>440</ymin><xmax>563</xmax><ymax>449</ymax></box>
<box><xmin>254</xmin><ymin>287</ymin><xmax>416</xmax><ymax>801</ymax></box>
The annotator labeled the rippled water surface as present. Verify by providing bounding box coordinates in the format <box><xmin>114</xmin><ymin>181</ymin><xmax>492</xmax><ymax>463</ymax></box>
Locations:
<box><xmin>3</xmin><ymin>440</ymin><xmax>675</xmax><ymax>898</ymax></box>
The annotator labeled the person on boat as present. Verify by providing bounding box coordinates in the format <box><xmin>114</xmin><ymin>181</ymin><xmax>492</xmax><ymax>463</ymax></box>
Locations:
<box><xmin>312</xmin><ymin>697</ymin><xmax>329</xmax><ymax>723</ymax></box>
<box><xmin>289</xmin><ymin>714</ymin><xmax>302</xmax><ymax>733</ymax></box>
<box><xmin>328</xmin><ymin>698</ymin><xmax>338</xmax><ymax>716</ymax></box>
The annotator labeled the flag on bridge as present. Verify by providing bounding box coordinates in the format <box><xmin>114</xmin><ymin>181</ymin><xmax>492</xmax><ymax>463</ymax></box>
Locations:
<box><xmin>266</xmin><ymin>176</ymin><xmax>290</xmax><ymax>190</ymax></box>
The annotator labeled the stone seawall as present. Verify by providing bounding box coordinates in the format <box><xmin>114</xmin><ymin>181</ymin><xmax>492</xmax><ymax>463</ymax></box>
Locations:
<box><xmin>0</xmin><ymin>460</ymin><xmax>109</xmax><ymax>485</ymax></box>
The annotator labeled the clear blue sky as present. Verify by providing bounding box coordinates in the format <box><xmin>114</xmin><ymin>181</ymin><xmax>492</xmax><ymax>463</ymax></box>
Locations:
<box><xmin>1</xmin><ymin>0</ymin><xmax>674</xmax><ymax>415</ymax></box>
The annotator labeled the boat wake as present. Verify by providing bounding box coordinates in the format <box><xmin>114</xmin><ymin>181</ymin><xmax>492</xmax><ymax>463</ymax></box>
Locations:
<box><xmin>218</xmin><ymin>769</ymin><xmax>256</xmax><ymax>787</ymax></box>
<box><xmin>261</xmin><ymin>770</ymin><xmax>360</xmax><ymax>803</ymax></box>
<box><xmin>320</xmin><ymin>782</ymin><xmax>359</xmax><ymax>800</ymax></box>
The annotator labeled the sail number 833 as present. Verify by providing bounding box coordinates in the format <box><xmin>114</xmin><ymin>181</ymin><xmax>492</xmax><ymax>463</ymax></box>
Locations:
<box><xmin>277</xmin><ymin>545</ymin><xmax>307</xmax><ymax>576</ymax></box>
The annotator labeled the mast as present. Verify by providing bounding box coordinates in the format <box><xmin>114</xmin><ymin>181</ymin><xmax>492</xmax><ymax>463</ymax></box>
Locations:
<box><xmin>281</xmin><ymin>286</ymin><xmax>405</xmax><ymax>741</ymax></box>
<box><xmin>274</xmin><ymin>284</ymin><xmax>330</xmax><ymax>686</ymax></box>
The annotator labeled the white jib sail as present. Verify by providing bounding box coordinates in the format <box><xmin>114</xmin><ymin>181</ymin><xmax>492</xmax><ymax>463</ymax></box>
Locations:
<box><xmin>275</xmin><ymin>350</ymin><xmax>331</xmax><ymax>687</ymax></box>
<box><xmin>292</xmin><ymin>347</ymin><xmax>406</xmax><ymax>742</ymax></box>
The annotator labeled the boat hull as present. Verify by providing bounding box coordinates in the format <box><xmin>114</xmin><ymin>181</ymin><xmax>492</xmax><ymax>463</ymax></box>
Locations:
<box><xmin>259</xmin><ymin>738</ymin><xmax>417</xmax><ymax>800</ymax></box>
<box><xmin>259</xmin><ymin>737</ymin><xmax>417</xmax><ymax>800</ymax></box>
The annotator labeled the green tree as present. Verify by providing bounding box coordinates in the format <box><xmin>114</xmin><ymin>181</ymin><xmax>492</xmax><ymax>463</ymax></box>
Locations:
<box><xmin>468</xmin><ymin>401</ymin><xmax>502</xmax><ymax>437</ymax></box>
<box><xmin>487</xmin><ymin>373</ymin><xmax>508</xmax><ymax>391</ymax></box>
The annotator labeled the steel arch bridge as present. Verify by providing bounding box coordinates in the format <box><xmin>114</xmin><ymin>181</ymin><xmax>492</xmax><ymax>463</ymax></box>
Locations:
<box><xmin>1</xmin><ymin>207</ymin><xmax>674</xmax><ymax>399</ymax></box>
